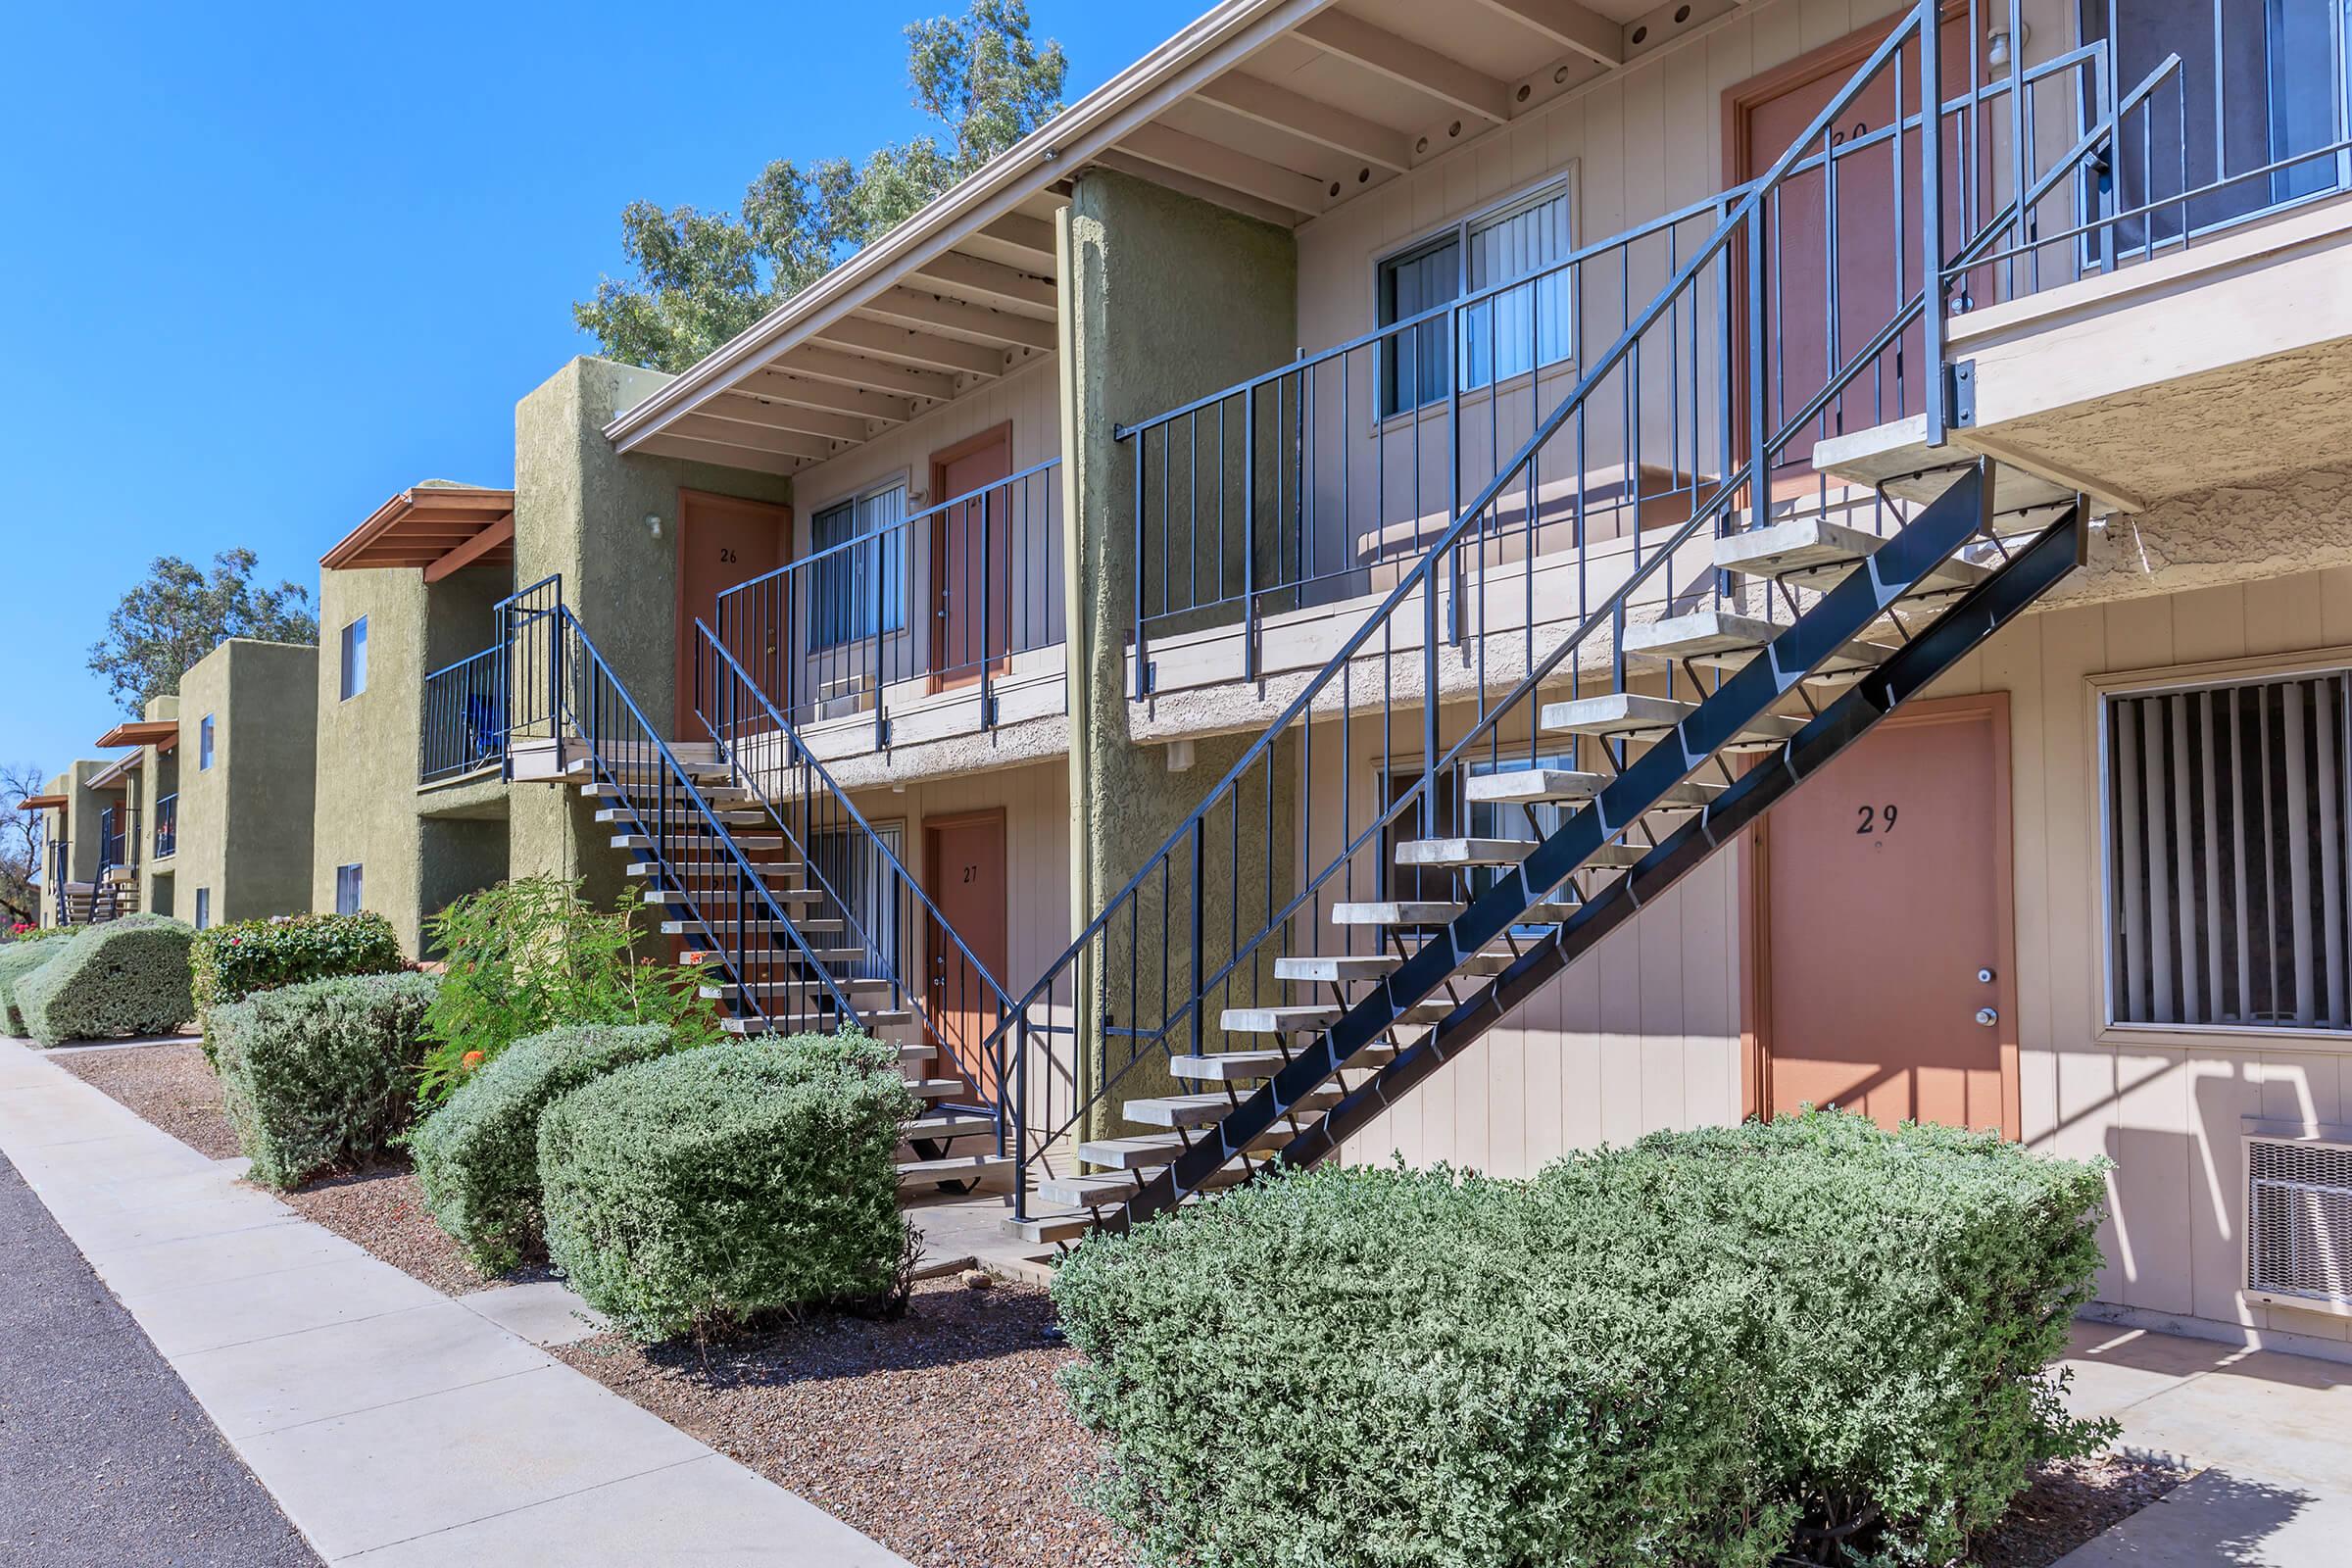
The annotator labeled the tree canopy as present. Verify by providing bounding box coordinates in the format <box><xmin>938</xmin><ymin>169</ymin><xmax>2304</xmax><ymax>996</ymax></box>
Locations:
<box><xmin>573</xmin><ymin>0</ymin><xmax>1067</xmax><ymax>373</ymax></box>
<box><xmin>88</xmin><ymin>549</ymin><xmax>318</xmax><ymax>715</ymax></box>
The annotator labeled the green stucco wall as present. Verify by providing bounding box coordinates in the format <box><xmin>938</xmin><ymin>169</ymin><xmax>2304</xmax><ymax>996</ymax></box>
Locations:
<box><xmin>314</xmin><ymin>558</ymin><xmax>513</xmax><ymax>956</ymax></box>
<box><xmin>507</xmin><ymin>356</ymin><xmax>791</xmax><ymax>903</ymax></box>
<box><xmin>1062</xmin><ymin>170</ymin><xmax>1302</xmax><ymax>1137</ymax></box>
<box><xmin>177</xmin><ymin>640</ymin><xmax>318</xmax><ymax>926</ymax></box>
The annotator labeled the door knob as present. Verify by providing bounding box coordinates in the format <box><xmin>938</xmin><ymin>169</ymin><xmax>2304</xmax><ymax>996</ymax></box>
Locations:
<box><xmin>1975</xmin><ymin>1007</ymin><xmax>1998</xmax><ymax>1027</ymax></box>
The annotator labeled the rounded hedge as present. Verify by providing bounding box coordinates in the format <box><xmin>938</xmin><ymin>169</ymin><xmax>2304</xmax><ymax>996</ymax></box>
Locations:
<box><xmin>537</xmin><ymin>1033</ymin><xmax>917</xmax><ymax>1341</ymax></box>
<box><xmin>17</xmin><ymin>915</ymin><xmax>196</xmax><ymax>1046</ymax></box>
<box><xmin>410</xmin><ymin>1022</ymin><xmax>691</xmax><ymax>1274</ymax></box>
<box><xmin>0</xmin><ymin>940</ymin><xmax>66</xmax><ymax>1037</ymax></box>
<box><xmin>212</xmin><ymin>971</ymin><xmax>442</xmax><ymax>1189</ymax></box>
<box><xmin>1054</xmin><ymin>1111</ymin><xmax>2113</xmax><ymax>1568</ymax></box>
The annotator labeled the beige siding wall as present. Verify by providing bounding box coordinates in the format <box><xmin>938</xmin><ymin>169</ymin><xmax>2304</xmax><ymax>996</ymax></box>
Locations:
<box><xmin>843</xmin><ymin>757</ymin><xmax>1075</xmax><ymax>1117</ymax></box>
<box><xmin>1928</xmin><ymin>562</ymin><xmax>2352</xmax><ymax>1354</ymax></box>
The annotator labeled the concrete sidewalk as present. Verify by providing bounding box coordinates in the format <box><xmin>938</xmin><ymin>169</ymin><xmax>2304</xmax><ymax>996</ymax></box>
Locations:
<box><xmin>0</xmin><ymin>1037</ymin><xmax>911</xmax><ymax>1566</ymax></box>
<box><xmin>2051</xmin><ymin>1319</ymin><xmax>2352</xmax><ymax>1566</ymax></box>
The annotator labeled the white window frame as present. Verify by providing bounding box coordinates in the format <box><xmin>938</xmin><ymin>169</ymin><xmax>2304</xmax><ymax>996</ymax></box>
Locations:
<box><xmin>2096</xmin><ymin>654</ymin><xmax>2352</xmax><ymax>1042</ymax></box>
<box><xmin>335</xmin><ymin>863</ymin><xmax>365</xmax><ymax>917</ymax></box>
<box><xmin>1372</xmin><ymin>168</ymin><xmax>1581</xmax><ymax>419</ymax></box>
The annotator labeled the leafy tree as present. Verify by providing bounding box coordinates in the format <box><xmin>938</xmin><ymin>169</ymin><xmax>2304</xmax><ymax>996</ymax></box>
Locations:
<box><xmin>0</xmin><ymin>761</ymin><xmax>46</xmax><ymax>929</ymax></box>
<box><xmin>574</xmin><ymin>0</ymin><xmax>1067</xmax><ymax>372</ymax></box>
<box><xmin>88</xmin><ymin>549</ymin><xmax>318</xmax><ymax>715</ymax></box>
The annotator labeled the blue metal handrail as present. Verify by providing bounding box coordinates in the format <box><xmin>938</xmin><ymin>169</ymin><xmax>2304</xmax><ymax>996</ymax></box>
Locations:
<box><xmin>711</xmin><ymin>458</ymin><xmax>1064</xmax><ymax>749</ymax></box>
<box><xmin>420</xmin><ymin>645</ymin><xmax>507</xmax><ymax>784</ymax></box>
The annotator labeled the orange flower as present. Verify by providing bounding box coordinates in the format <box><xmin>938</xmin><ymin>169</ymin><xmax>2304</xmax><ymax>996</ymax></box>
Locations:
<box><xmin>461</xmin><ymin>1050</ymin><xmax>485</xmax><ymax>1068</ymax></box>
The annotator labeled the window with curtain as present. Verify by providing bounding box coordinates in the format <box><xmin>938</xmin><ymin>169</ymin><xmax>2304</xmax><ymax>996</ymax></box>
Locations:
<box><xmin>2106</xmin><ymin>671</ymin><xmax>2350</xmax><ymax>1031</ymax></box>
<box><xmin>808</xmin><ymin>484</ymin><xmax>909</xmax><ymax>648</ymax></box>
<box><xmin>1377</xmin><ymin>180</ymin><xmax>1576</xmax><ymax>416</ymax></box>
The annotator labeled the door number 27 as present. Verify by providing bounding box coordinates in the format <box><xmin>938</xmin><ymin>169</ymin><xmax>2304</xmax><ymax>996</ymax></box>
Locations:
<box><xmin>1855</xmin><ymin>803</ymin><xmax>1899</xmax><ymax>835</ymax></box>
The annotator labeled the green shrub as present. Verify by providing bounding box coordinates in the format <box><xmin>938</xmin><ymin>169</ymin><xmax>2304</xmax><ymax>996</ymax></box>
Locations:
<box><xmin>1054</xmin><ymin>1112</ymin><xmax>2112</xmax><ymax>1568</ymax></box>
<box><xmin>192</xmin><ymin>910</ymin><xmax>406</xmax><ymax>1015</ymax></box>
<box><xmin>409</xmin><ymin>1022</ymin><xmax>690</xmax><ymax>1274</ymax></box>
<box><xmin>537</xmin><ymin>1033</ymin><xmax>916</xmax><ymax>1341</ymax></box>
<box><xmin>212</xmin><ymin>971</ymin><xmax>442</xmax><ymax>1188</ymax></box>
<box><xmin>0</xmin><ymin>940</ymin><xmax>65</xmax><ymax>1036</ymax></box>
<box><xmin>17</xmin><ymin>915</ymin><xmax>196</xmax><ymax>1046</ymax></box>
<box><xmin>416</xmin><ymin>877</ymin><xmax>719</xmax><ymax>1105</ymax></box>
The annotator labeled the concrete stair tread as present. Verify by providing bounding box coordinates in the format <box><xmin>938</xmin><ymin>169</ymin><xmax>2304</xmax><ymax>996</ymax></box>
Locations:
<box><xmin>896</xmin><ymin>1153</ymin><xmax>1009</xmax><ymax>1187</ymax></box>
<box><xmin>1713</xmin><ymin>514</ymin><xmax>1989</xmax><ymax>595</ymax></box>
<box><xmin>1170</xmin><ymin>1043</ymin><xmax>1397</xmax><ymax>1080</ymax></box>
<box><xmin>1123</xmin><ymin>1088</ymin><xmax>1343</xmax><ymax>1129</ymax></box>
<box><xmin>1539</xmin><ymin>692</ymin><xmax>1804</xmax><ymax>748</ymax></box>
<box><xmin>699</xmin><ymin>977</ymin><xmax>899</xmax><ymax>1001</ymax></box>
<box><xmin>1330</xmin><ymin>900</ymin><xmax>1463</xmax><ymax>927</ymax></box>
<box><xmin>638</xmin><ymin>882</ymin><xmax>824</xmax><ymax>906</ymax></box>
<box><xmin>1275</xmin><ymin>949</ymin><xmax>1518</xmax><ymax>984</ymax></box>
<box><xmin>1812</xmin><ymin>413</ymin><xmax>2080</xmax><ymax>513</ymax></box>
<box><xmin>1006</xmin><ymin>1212</ymin><xmax>1097</xmax><ymax>1244</ymax></box>
<box><xmin>906</xmin><ymin>1078</ymin><xmax>974</xmax><ymax>1101</ymax></box>
<box><xmin>1463</xmin><ymin>767</ymin><xmax>1719</xmax><ymax>809</ymax></box>
<box><xmin>1220</xmin><ymin>1002</ymin><xmax>1446</xmax><ymax>1035</ymax></box>
<box><xmin>1074</xmin><ymin>1130</ymin><xmax>1288</xmax><ymax>1169</ymax></box>
<box><xmin>1623</xmin><ymin>610</ymin><xmax>1894</xmax><ymax>673</ymax></box>
<box><xmin>903</xmin><ymin>1113</ymin><xmax>997</xmax><ymax>1141</ymax></box>
<box><xmin>1395</xmin><ymin>836</ymin><xmax>1535</xmax><ymax>868</ymax></box>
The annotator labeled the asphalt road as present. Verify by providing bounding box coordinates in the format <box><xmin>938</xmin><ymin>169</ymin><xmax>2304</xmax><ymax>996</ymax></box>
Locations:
<box><xmin>0</xmin><ymin>1150</ymin><xmax>320</xmax><ymax>1568</ymax></box>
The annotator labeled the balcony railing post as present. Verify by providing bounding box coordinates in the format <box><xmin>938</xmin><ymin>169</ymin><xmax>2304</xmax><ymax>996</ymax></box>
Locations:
<box><xmin>1131</xmin><ymin>432</ymin><xmax>1150</xmax><ymax>700</ymax></box>
<box><xmin>1919</xmin><ymin>0</ymin><xmax>1949</xmax><ymax>446</ymax></box>
<box><xmin>980</xmin><ymin>489</ymin><xmax>997</xmax><ymax>728</ymax></box>
<box><xmin>872</xmin><ymin>530</ymin><xmax>888</xmax><ymax>750</ymax></box>
<box><xmin>1243</xmin><ymin>386</ymin><xmax>1257</xmax><ymax>681</ymax></box>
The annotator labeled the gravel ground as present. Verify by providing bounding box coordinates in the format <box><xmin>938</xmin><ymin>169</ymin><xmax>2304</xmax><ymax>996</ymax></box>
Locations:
<box><xmin>553</xmin><ymin>1276</ymin><xmax>1127</xmax><ymax>1568</ymax></box>
<box><xmin>1974</xmin><ymin>1448</ymin><xmax>2195</xmax><ymax>1566</ymax></box>
<box><xmin>53</xmin><ymin>1041</ymin><xmax>241</xmax><ymax>1160</ymax></box>
<box><xmin>0</xmin><ymin>1149</ymin><xmax>320</xmax><ymax>1568</ymax></box>
<box><xmin>275</xmin><ymin>1162</ymin><xmax>528</xmax><ymax>1298</ymax></box>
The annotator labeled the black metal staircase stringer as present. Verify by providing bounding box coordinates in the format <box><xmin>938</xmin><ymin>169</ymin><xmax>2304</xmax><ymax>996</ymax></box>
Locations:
<box><xmin>1282</xmin><ymin>498</ymin><xmax>2087</xmax><ymax>1172</ymax></box>
<box><xmin>1105</xmin><ymin>470</ymin><xmax>2077</xmax><ymax>1231</ymax></box>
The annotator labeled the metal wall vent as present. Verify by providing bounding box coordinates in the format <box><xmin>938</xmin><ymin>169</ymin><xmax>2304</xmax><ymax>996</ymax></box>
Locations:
<box><xmin>2247</xmin><ymin>1135</ymin><xmax>2352</xmax><ymax>1305</ymax></box>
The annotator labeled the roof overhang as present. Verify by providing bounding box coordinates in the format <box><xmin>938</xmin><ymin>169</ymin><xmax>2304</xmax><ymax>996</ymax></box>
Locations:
<box><xmin>320</xmin><ymin>484</ymin><xmax>517</xmax><ymax>576</ymax></box>
<box><xmin>94</xmin><ymin>719</ymin><xmax>178</xmax><ymax>750</ymax></box>
<box><xmin>85</xmin><ymin>753</ymin><xmax>141</xmax><ymax>790</ymax></box>
<box><xmin>606</xmin><ymin>0</ymin><xmax>1744</xmax><ymax>475</ymax></box>
<box><xmin>20</xmin><ymin>794</ymin><xmax>67</xmax><ymax>811</ymax></box>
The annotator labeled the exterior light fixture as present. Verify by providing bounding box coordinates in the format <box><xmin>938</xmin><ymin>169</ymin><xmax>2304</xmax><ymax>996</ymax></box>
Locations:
<box><xmin>646</xmin><ymin>513</ymin><xmax>662</xmax><ymax>539</ymax></box>
<box><xmin>1987</xmin><ymin>24</ymin><xmax>2027</xmax><ymax>69</ymax></box>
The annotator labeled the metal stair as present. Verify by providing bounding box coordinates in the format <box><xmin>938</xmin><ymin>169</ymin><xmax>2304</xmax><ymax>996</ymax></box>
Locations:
<box><xmin>1017</xmin><ymin>471</ymin><xmax>2082</xmax><ymax>1240</ymax></box>
<box><xmin>496</xmin><ymin>577</ymin><xmax>1011</xmax><ymax>1196</ymax></box>
<box><xmin>995</xmin><ymin>0</ymin><xmax>2103</xmax><ymax>1245</ymax></box>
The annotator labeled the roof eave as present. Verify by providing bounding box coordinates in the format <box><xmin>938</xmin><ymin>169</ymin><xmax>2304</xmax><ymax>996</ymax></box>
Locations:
<box><xmin>603</xmin><ymin>0</ymin><xmax>1328</xmax><ymax>450</ymax></box>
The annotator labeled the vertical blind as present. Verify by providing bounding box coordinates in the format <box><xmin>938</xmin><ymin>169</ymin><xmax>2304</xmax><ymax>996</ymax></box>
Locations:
<box><xmin>808</xmin><ymin>485</ymin><xmax>908</xmax><ymax>647</ymax></box>
<box><xmin>811</xmin><ymin>823</ymin><xmax>904</xmax><ymax>980</ymax></box>
<box><xmin>2108</xmin><ymin>672</ymin><xmax>2351</xmax><ymax>1030</ymax></box>
<box><xmin>1377</xmin><ymin>181</ymin><xmax>1578</xmax><ymax>415</ymax></box>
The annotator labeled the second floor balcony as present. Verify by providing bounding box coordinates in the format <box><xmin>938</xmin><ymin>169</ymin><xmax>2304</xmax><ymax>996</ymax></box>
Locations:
<box><xmin>710</xmin><ymin>456</ymin><xmax>1066</xmax><ymax>764</ymax></box>
<box><xmin>1114</xmin><ymin>0</ymin><xmax>2352</xmax><ymax>713</ymax></box>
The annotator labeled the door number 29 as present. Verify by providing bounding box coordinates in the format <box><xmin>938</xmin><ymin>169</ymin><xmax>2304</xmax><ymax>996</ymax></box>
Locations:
<box><xmin>1855</xmin><ymin>803</ymin><xmax>1899</xmax><ymax>835</ymax></box>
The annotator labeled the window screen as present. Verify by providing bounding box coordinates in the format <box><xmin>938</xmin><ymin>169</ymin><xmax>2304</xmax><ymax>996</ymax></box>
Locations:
<box><xmin>335</xmin><ymin>863</ymin><xmax>366</xmax><ymax>917</ymax></box>
<box><xmin>808</xmin><ymin>486</ymin><xmax>909</xmax><ymax>647</ymax></box>
<box><xmin>1378</xmin><ymin>181</ymin><xmax>1576</xmax><ymax>416</ymax></box>
<box><xmin>2106</xmin><ymin>672</ymin><xmax>2350</xmax><ymax>1030</ymax></box>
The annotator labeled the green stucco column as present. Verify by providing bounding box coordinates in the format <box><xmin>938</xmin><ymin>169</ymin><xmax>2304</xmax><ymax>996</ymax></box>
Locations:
<box><xmin>1062</xmin><ymin>170</ymin><xmax>1301</xmax><ymax>1141</ymax></box>
<box><xmin>508</xmin><ymin>357</ymin><xmax>793</xmax><ymax>910</ymax></box>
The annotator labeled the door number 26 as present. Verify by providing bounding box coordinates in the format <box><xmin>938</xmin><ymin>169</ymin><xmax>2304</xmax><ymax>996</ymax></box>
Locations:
<box><xmin>1855</xmin><ymin>803</ymin><xmax>1899</xmax><ymax>835</ymax></box>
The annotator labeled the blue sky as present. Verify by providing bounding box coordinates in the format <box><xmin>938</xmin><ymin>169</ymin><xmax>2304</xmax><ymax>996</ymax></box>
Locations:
<box><xmin>0</xmin><ymin>0</ymin><xmax>1191</xmax><ymax>778</ymax></box>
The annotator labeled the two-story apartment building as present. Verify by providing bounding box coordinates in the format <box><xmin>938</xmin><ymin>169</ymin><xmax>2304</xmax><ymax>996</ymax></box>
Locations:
<box><xmin>554</xmin><ymin>0</ymin><xmax>2352</xmax><ymax>1360</ymax></box>
<box><xmin>55</xmin><ymin>0</ymin><xmax>2333</xmax><ymax>1359</ymax></box>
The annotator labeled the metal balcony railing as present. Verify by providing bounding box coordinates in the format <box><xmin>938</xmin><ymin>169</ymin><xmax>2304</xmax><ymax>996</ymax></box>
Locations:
<box><xmin>713</xmin><ymin>458</ymin><xmax>1064</xmax><ymax>749</ymax></box>
<box><xmin>1116</xmin><ymin>0</ymin><xmax>2351</xmax><ymax>684</ymax></box>
<box><xmin>420</xmin><ymin>646</ymin><xmax>507</xmax><ymax>784</ymax></box>
<box><xmin>155</xmin><ymin>793</ymin><xmax>176</xmax><ymax>858</ymax></box>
